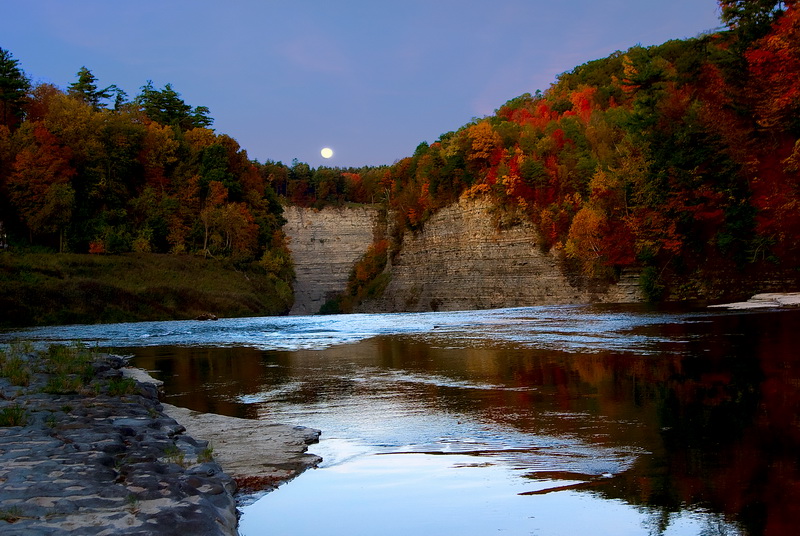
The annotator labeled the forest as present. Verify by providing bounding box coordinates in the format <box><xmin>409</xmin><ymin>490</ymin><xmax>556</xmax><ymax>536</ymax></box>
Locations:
<box><xmin>1</xmin><ymin>0</ymin><xmax>799</xmax><ymax>315</ymax></box>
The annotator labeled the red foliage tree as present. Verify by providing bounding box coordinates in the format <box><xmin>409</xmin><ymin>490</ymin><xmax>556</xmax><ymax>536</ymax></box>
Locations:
<box><xmin>6</xmin><ymin>124</ymin><xmax>76</xmax><ymax>244</ymax></box>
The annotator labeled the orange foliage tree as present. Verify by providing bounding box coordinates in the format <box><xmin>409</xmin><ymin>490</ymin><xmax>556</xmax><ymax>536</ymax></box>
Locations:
<box><xmin>6</xmin><ymin>124</ymin><xmax>76</xmax><ymax>249</ymax></box>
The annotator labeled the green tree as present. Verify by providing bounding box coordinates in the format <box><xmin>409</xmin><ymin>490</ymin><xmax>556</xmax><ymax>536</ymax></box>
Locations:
<box><xmin>135</xmin><ymin>81</ymin><xmax>213</xmax><ymax>130</ymax></box>
<box><xmin>33</xmin><ymin>183</ymin><xmax>75</xmax><ymax>253</ymax></box>
<box><xmin>68</xmin><ymin>66</ymin><xmax>116</xmax><ymax>110</ymax></box>
<box><xmin>0</xmin><ymin>47</ymin><xmax>30</xmax><ymax>128</ymax></box>
<box><xmin>719</xmin><ymin>1</ymin><xmax>790</xmax><ymax>45</ymax></box>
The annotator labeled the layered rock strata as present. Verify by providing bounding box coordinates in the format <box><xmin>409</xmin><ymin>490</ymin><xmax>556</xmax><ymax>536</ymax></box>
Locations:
<box><xmin>360</xmin><ymin>197</ymin><xmax>641</xmax><ymax>312</ymax></box>
<box><xmin>284</xmin><ymin>198</ymin><xmax>641</xmax><ymax>315</ymax></box>
<box><xmin>284</xmin><ymin>205</ymin><xmax>380</xmax><ymax>314</ymax></box>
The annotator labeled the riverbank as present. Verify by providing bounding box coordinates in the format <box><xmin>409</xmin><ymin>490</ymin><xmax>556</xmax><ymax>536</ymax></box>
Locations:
<box><xmin>0</xmin><ymin>252</ymin><xmax>293</xmax><ymax>328</ymax></box>
<box><xmin>0</xmin><ymin>347</ymin><xmax>320</xmax><ymax>534</ymax></box>
<box><xmin>123</xmin><ymin>367</ymin><xmax>323</xmax><ymax>500</ymax></box>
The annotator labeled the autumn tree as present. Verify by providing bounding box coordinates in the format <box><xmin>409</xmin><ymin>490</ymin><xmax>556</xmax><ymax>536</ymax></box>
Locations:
<box><xmin>34</xmin><ymin>183</ymin><xmax>75</xmax><ymax>253</ymax></box>
<box><xmin>214</xmin><ymin>202</ymin><xmax>259</xmax><ymax>259</ymax></box>
<box><xmin>744</xmin><ymin>1</ymin><xmax>800</xmax><ymax>132</ymax></box>
<box><xmin>139</xmin><ymin>121</ymin><xmax>179</xmax><ymax>191</ymax></box>
<box><xmin>466</xmin><ymin>121</ymin><xmax>502</xmax><ymax>171</ymax></box>
<box><xmin>6</xmin><ymin>124</ymin><xmax>77</xmax><ymax>249</ymax></box>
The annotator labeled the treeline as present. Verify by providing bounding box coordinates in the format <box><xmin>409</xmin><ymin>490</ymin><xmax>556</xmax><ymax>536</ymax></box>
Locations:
<box><xmin>0</xmin><ymin>56</ymin><xmax>296</xmax><ymax>288</ymax></box>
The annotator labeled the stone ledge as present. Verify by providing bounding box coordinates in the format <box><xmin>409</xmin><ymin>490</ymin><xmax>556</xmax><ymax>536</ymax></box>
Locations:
<box><xmin>709</xmin><ymin>292</ymin><xmax>800</xmax><ymax>310</ymax></box>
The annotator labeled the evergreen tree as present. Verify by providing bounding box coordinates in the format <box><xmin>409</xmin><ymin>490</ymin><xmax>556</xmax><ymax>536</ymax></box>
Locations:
<box><xmin>135</xmin><ymin>81</ymin><xmax>213</xmax><ymax>130</ymax></box>
<box><xmin>68</xmin><ymin>66</ymin><xmax>117</xmax><ymax>110</ymax></box>
<box><xmin>719</xmin><ymin>0</ymin><xmax>790</xmax><ymax>45</ymax></box>
<box><xmin>0</xmin><ymin>47</ymin><xmax>30</xmax><ymax>128</ymax></box>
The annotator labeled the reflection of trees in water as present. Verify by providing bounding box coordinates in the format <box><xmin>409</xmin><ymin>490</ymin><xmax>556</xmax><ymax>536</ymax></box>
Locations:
<box><xmin>591</xmin><ymin>311</ymin><xmax>800</xmax><ymax>536</ymax></box>
<box><xmin>642</xmin><ymin>511</ymin><xmax>741</xmax><ymax>536</ymax></box>
<box><xmin>132</xmin><ymin>345</ymin><xmax>268</xmax><ymax>419</ymax></box>
<box><xmin>372</xmin><ymin>316</ymin><xmax>800</xmax><ymax>536</ymax></box>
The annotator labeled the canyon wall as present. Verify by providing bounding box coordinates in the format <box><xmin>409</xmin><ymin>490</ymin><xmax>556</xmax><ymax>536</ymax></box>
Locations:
<box><xmin>284</xmin><ymin>197</ymin><xmax>642</xmax><ymax>315</ymax></box>
<box><xmin>283</xmin><ymin>205</ymin><xmax>380</xmax><ymax>315</ymax></box>
<box><xmin>357</xmin><ymin>196</ymin><xmax>641</xmax><ymax>313</ymax></box>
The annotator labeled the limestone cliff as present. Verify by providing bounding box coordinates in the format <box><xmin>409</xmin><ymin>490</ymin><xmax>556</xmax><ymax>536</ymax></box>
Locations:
<box><xmin>283</xmin><ymin>205</ymin><xmax>380</xmax><ymax>315</ymax></box>
<box><xmin>357</xmin><ymin>197</ymin><xmax>641</xmax><ymax>312</ymax></box>
<box><xmin>283</xmin><ymin>198</ymin><xmax>641</xmax><ymax>315</ymax></box>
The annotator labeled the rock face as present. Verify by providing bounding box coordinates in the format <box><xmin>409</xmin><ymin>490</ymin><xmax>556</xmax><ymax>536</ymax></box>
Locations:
<box><xmin>359</xmin><ymin>197</ymin><xmax>641</xmax><ymax>312</ymax></box>
<box><xmin>284</xmin><ymin>205</ymin><xmax>380</xmax><ymax>315</ymax></box>
<box><xmin>283</xmin><ymin>197</ymin><xmax>642</xmax><ymax>315</ymax></box>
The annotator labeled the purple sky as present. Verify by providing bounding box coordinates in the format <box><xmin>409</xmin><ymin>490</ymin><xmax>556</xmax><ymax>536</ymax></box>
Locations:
<box><xmin>2</xmin><ymin>1</ymin><xmax>723</xmax><ymax>168</ymax></box>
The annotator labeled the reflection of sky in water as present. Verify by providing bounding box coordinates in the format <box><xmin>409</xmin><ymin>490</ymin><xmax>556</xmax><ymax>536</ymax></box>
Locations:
<box><xmin>236</xmin><ymin>367</ymin><xmax>640</xmax><ymax>477</ymax></box>
<box><xmin>3</xmin><ymin>304</ymin><xmax>711</xmax><ymax>355</ymax></box>
<box><xmin>239</xmin><ymin>449</ymin><xmax>742</xmax><ymax>536</ymax></box>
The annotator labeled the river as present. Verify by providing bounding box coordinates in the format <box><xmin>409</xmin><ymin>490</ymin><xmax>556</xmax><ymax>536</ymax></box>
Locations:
<box><xmin>4</xmin><ymin>304</ymin><xmax>799</xmax><ymax>536</ymax></box>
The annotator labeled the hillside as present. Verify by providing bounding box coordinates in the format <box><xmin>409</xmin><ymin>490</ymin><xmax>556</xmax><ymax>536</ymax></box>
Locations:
<box><xmin>0</xmin><ymin>253</ymin><xmax>292</xmax><ymax>327</ymax></box>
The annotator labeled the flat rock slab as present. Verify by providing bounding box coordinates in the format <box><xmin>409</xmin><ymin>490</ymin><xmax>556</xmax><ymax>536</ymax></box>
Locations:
<box><xmin>161</xmin><ymin>404</ymin><xmax>322</xmax><ymax>494</ymax></box>
<box><xmin>710</xmin><ymin>292</ymin><xmax>800</xmax><ymax>310</ymax></box>
<box><xmin>123</xmin><ymin>366</ymin><xmax>322</xmax><ymax>494</ymax></box>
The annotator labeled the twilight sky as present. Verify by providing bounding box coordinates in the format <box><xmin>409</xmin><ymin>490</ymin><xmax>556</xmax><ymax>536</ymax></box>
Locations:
<box><xmin>2</xmin><ymin>0</ymin><xmax>723</xmax><ymax>168</ymax></box>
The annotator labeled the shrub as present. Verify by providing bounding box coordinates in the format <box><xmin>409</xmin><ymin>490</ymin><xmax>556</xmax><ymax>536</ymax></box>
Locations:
<box><xmin>0</xmin><ymin>507</ymin><xmax>24</xmax><ymax>522</ymax></box>
<box><xmin>0</xmin><ymin>355</ymin><xmax>31</xmax><ymax>386</ymax></box>
<box><xmin>107</xmin><ymin>377</ymin><xmax>138</xmax><ymax>396</ymax></box>
<box><xmin>197</xmin><ymin>446</ymin><xmax>214</xmax><ymax>464</ymax></box>
<box><xmin>640</xmin><ymin>266</ymin><xmax>666</xmax><ymax>302</ymax></box>
<box><xmin>0</xmin><ymin>405</ymin><xmax>28</xmax><ymax>427</ymax></box>
<box><xmin>42</xmin><ymin>374</ymin><xmax>84</xmax><ymax>394</ymax></box>
<box><xmin>163</xmin><ymin>444</ymin><xmax>186</xmax><ymax>466</ymax></box>
<box><xmin>41</xmin><ymin>343</ymin><xmax>95</xmax><ymax>380</ymax></box>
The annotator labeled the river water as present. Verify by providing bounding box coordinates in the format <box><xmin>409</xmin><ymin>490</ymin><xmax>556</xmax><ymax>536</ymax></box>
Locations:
<box><xmin>4</xmin><ymin>304</ymin><xmax>800</xmax><ymax>536</ymax></box>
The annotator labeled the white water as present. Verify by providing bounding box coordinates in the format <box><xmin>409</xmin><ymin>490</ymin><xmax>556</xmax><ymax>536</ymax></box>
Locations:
<box><xmin>3</xmin><ymin>304</ymin><xmax>708</xmax><ymax>354</ymax></box>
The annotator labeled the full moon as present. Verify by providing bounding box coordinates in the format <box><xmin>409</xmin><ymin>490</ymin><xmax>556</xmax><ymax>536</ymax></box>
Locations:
<box><xmin>321</xmin><ymin>147</ymin><xmax>334</xmax><ymax>159</ymax></box>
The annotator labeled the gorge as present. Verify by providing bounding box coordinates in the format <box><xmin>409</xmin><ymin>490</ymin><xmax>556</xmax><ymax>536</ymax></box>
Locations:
<box><xmin>283</xmin><ymin>196</ymin><xmax>643</xmax><ymax>315</ymax></box>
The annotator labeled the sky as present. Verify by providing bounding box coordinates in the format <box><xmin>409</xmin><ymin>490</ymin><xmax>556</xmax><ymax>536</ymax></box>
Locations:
<box><xmin>1</xmin><ymin>1</ymin><xmax>723</xmax><ymax>169</ymax></box>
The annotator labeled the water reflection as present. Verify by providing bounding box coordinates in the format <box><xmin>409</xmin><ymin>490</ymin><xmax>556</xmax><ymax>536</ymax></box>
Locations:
<box><xmin>125</xmin><ymin>309</ymin><xmax>800</xmax><ymax>535</ymax></box>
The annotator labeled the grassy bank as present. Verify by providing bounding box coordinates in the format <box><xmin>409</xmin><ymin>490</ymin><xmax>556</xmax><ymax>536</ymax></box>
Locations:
<box><xmin>0</xmin><ymin>252</ymin><xmax>293</xmax><ymax>327</ymax></box>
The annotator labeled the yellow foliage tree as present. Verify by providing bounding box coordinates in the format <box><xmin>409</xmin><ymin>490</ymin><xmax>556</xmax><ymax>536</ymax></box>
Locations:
<box><xmin>466</xmin><ymin>121</ymin><xmax>502</xmax><ymax>165</ymax></box>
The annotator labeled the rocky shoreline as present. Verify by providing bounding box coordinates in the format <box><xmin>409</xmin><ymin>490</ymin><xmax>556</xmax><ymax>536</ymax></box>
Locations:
<box><xmin>0</xmin><ymin>348</ymin><xmax>321</xmax><ymax>535</ymax></box>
